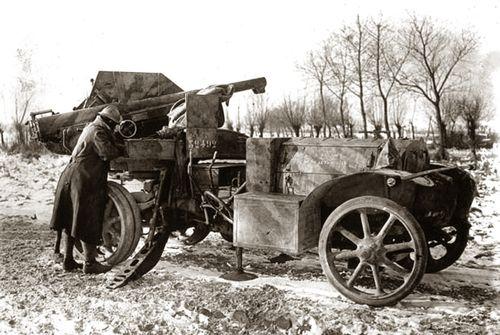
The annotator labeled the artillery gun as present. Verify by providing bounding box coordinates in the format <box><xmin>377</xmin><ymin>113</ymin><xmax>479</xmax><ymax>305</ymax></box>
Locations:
<box><xmin>30</xmin><ymin>71</ymin><xmax>475</xmax><ymax>306</ymax></box>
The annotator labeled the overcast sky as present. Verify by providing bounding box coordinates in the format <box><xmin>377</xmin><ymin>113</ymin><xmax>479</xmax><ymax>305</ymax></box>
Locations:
<box><xmin>1</xmin><ymin>0</ymin><xmax>499</xmax><ymax>129</ymax></box>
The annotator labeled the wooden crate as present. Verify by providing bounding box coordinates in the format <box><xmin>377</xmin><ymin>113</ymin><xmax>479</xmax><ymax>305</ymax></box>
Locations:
<box><xmin>125</xmin><ymin>138</ymin><xmax>176</xmax><ymax>160</ymax></box>
<box><xmin>234</xmin><ymin>192</ymin><xmax>319</xmax><ymax>255</ymax></box>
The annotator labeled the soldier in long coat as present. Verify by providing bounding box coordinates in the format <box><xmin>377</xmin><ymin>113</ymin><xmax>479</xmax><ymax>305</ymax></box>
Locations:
<box><xmin>50</xmin><ymin>105</ymin><xmax>124</xmax><ymax>274</ymax></box>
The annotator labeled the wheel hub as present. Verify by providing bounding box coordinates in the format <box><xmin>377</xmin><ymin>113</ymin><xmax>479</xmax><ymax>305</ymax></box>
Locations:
<box><xmin>358</xmin><ymin>238</ymin><xmax>384</xmax><ymax>264</ymax></box>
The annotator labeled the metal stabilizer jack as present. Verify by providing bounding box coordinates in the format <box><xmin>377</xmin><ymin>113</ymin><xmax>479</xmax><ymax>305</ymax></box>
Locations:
<box><xmin>220</xmin><ymin>247</ymin><xmax>257</xmax><ymax>281</ymax></box>
<box><xmin>107</xmin><ymin>228</ymin><xmax>169</xmax><ymax>289</ymax></box>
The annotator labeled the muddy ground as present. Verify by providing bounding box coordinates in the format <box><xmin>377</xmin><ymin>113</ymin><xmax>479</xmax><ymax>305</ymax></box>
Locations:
<box><xmin>0</xmin><ymin>149</ymin><xmax>498</xmax><ymax>334</ymax></box>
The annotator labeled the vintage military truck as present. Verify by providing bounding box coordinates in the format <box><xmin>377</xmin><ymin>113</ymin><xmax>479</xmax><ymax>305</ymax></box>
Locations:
<box><xmin>30</xmin><ymin>71</ymin><xmax>475</xmax><ymax>306</ymax></box>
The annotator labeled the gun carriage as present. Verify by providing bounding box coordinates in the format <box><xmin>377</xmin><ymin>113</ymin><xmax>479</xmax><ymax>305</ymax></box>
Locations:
<box><xmin>30</xmin><ymin>71</ymin><xmax>475</xmax><ymax>306</ymax></box>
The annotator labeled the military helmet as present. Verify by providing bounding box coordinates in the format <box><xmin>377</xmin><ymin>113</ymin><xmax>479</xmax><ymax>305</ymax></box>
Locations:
<box><xmin>98</xmin><ymin>105</ymin><xmax>122</xmax><ymax>124</ymax></box>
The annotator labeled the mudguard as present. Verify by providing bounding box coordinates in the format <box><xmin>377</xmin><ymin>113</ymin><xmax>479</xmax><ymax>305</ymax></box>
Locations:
<box><xmin>300</xmin><ymin>166</ymin><xmax>474</xmax><ymax>233</ymax></box>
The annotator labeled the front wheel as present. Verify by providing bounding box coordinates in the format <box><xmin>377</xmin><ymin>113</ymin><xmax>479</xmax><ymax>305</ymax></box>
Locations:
<box><xmin>318</xmin><ymin>196</ymin><xmax>428</xmax><ymax>306</ymax></box>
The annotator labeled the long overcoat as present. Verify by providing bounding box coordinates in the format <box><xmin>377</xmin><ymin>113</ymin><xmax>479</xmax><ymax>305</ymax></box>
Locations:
<box><xmin>50</xmin><ymin>116</ymin><xmax>123</xmax><ymax>245</ymax></box>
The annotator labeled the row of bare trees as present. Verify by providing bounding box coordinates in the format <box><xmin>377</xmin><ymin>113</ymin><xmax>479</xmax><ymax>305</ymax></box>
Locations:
<box><xmin>236</xmin><ymin>93</ymin><xmax>354</xmax><ymax>139</ymax></box>
<box><xmin>0</xmin><ymin>48</ymin><xmax>38</xmax><ymax>150</ymax></box>
<box><xmin>238</xmin><ymin>15</ymin><xmax>493</xmax><ymax>161</ymax></box>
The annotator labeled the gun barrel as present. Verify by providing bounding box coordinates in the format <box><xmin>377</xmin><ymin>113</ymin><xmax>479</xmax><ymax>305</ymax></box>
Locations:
<box><xmin>35</xmin><ymin>77</ymin><xmax>266</xmax><ymax>142</ymax></box>
<box><xmin>124</xmin><ymin>76</ymin><xmax>267</xmax><ymax>111</ymax></box>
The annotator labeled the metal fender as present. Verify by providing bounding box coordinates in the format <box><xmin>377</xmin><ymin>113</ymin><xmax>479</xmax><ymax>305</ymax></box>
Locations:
<box><xmin>300</xmin><ymin>171</ymin><xmax>419</xmax><ymax>232</ymax></box>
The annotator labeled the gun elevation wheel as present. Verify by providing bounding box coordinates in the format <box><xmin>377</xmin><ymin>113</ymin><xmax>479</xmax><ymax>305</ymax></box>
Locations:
<box><xmin>318</xmin><ymin>196</ymin><xmax>428</xmax><ymax>306</ymax></box>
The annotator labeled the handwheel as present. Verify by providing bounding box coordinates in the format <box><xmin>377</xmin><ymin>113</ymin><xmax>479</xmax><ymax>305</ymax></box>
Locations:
<box><xmin>425</xmin><ymin>223</ymin><xmax>469</xmax><ymax>273</ymax></box>
<box><xmin>318</xmin><ymin>196</ymin><xmax>428</xmax><ymax>306</ymax></box>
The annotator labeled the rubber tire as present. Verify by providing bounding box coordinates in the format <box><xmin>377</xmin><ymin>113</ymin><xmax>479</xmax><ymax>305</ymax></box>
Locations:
<box><xmin>318</xmin><ymin>196</ymin><xmax>428</xmax><ymax>307</ymax></box>
<box><xmin>425</xmin><ymin>224</ymin><xmax>469</xmax><ymax>273</ymax></box>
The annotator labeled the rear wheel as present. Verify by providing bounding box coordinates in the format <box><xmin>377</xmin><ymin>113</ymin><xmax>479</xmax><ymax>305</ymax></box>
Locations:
<box><xmin>109</xmin><ymin>182</ymin><xmax>143</xmax><ymax>258</ymax></box>
<box><xmin>318</xmin><ymin>196</ymin><xmax>428</xmax><ymax>306</ymax></box>
<box><xmin>425</xmin><ymin>223</ymin><xmax>469</xmax><ymax>273</ymax></box>
<box><xmin>75</xmin><ymin>181</ymin><xmax>142</xmax><ymax>265</ymax></box>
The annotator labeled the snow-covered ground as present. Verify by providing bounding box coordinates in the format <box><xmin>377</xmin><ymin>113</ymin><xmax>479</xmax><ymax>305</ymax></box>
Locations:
<box><xmin>0</xmin><ymin>148</ymin><xmax>498</xmax><ymax>334</ymax></box>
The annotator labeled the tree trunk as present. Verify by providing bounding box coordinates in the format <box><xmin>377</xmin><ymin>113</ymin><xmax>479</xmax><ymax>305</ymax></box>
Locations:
<box><xmin>410</xmin><ymin>122</ymin><xmax>415</xmax><ymax>139</ymax></box>
<box><xmin>433</xmin><ymin>102</ymin><xmax>448</xmax><ymax>160</ymax></box>
<box><xmin>359</xmin><ymin>90</ymin><xmax>367</xmax><ymax>138</ymax></box>
<box><xmin>292</xmin><ymin>126</ymin><xmax>300</xmax><ymax>137</ymax></box>
<box><xmin>314</xmin><ymin>126</ymin><xmax>321</xmax><ymax>138</ymax></box>
<box><xmin>339</xmin><ymin>96</ymin><xmax>346</xmax><ymax>137</ymax></box>
<box><xmin>258</xmin><ymin>126</ymin><xmax>264</xmax><ymax>138</ymax></box>
<box><xmin>319</xmin><ymin>83</ymin><xmax>327</xmax><ymax>139</ymax></box>
<box><xmin>333</xmin><ymin>125</ymin><xmax>341</xmax><ymax>138</ymax></box>
<box><xmin>249</xmin><ymin>126</ymin><xmax>254</xmax><ymax>138</ymax></box>
<box><xmin>467</xmin><ymin>117</ymin><xmax>478</xmax><ymax>167</ymax></box>
<box><xmin>396</xmin><ymin>124</ymin><xmax>403</xmax><ymax>138</ymax></box>
<box><xmin>355</xmin><ymin>18</ymin><xmax>368</xmax><ymax>139</ymax></box>
<box><xmin>14</xmin><ymin>123</ymin><xmax>26</xmax><ymax>145</ymax></box>
<box><xmin>383</xmin><ymin>97</ymin><xmax>390</xmax><ymax>138</ymax></box>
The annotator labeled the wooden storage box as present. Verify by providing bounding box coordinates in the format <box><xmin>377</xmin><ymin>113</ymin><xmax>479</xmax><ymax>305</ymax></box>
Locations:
<box><xmin>125</xmin><ymin>139</ymin><xmax>176</xmax><ymax>160</ymax></box>
<box><xmin>234</xmin><ymin>192</ymin><xmax>319</xmax><ymax>255</ymax></box>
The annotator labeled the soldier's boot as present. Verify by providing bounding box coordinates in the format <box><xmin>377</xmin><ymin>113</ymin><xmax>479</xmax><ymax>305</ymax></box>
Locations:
<box><xmin>82</xmin><ymin>242</ymin><xmax>112</xmax><ymax>274</ymax></box>
<box><xmin>53</xmin><ymin>230</ymin><xmax>64</xmax><ymax>263</ymax></box>
<box><xmin>63</xmin><ymin>233</ymin><xmax>83</xmax><ymax>271</ymax></box>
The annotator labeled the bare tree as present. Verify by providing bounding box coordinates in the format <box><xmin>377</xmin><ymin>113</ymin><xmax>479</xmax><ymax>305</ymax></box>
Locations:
<box><xmin>367</xmin><ymin>19</ymin><xmax>409</xmax><ymax>138</ymax></box>
<box><xmin>440</xmin><ymin>94</ymin><xmax>467</xmax><ymax>148</ymax></box>
<box><xmin>268</xmin><ymin>107</ymin><xmax>287</xmax><ymax>137</ymax></box>
<box><xmin>367</xmin><ymin>100</ymin><xmax>383</xmax><ymax>139</ymax></box>
<box><xmin>343</xmin><ymin>99</ymin><xmax>356</xmax><ymax>138</ymax></box>
<box><xmin>323</xmin><ymin>96</ymin><xmax>341</xmax><ymax>137</ymax></box>
<box><xmin>308</xmin><ymin>97</ymin><xmax>323</xmax><ymax>137</ymax></box>
<box><xmin>342</xmin><ymin>15</ymin><xmax>371</xmax><ymax>138</ymax></box>
<box><xmin>244</xmin><ymin>106</ymin><xmax>256</xmax><ymax>138</ymax></box>
<box><xmin>457</xmin><ymin>91</ymin><xmax>491</xmax><ymax>165</ymax></box>
<box><xmin>397</xmin><ymin>16</ymin><xmax>477</xmax><ymax>159</ymax></box>
<box><xmin>390</xmin><ymin>93</ymin><xmax>409</xmax><ymax>138</ymax></box>
<box><xmin>12</xmin><ymin>48</ymin><xmax>37</xmax><ymax>145</ymax></box>
<box><xmin>250</xmin><ymin>94</ymin><xmax>269</xmax><ymax>137</ymax></box>
<box><xmin>441</xmin><ymin>94</ymin><xmax>462</xmax><ymax>135</ymax></box>
<box><xmin>323</xmin><ymin>34</ymin><xmax>351</xmax><ymax>137</ymax></box>
<box><xmin>0</xmin><ymin>124</ymin><xmax>4</xmax><ymax>147</ymax></box>
<box><xmin>280</xmin><ymin>96</ymin><xmax>307</xmax><ymax>137</ymax></box>
<box><xmin>300</xmin><ymin>50</ymin><xmax>328</xmax><ymax>136</ymax></box>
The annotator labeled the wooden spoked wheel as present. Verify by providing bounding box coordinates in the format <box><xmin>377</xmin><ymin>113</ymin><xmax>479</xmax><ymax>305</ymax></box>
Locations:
<box><xmin>75</xmin><ymin>181</ymin><xmax>142</xmax><ymax>265</ymax></box>
<box><xmin>318</xmin><ymin>196</ymin><xmax>428</xmax><ymax>306</ymax></box>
